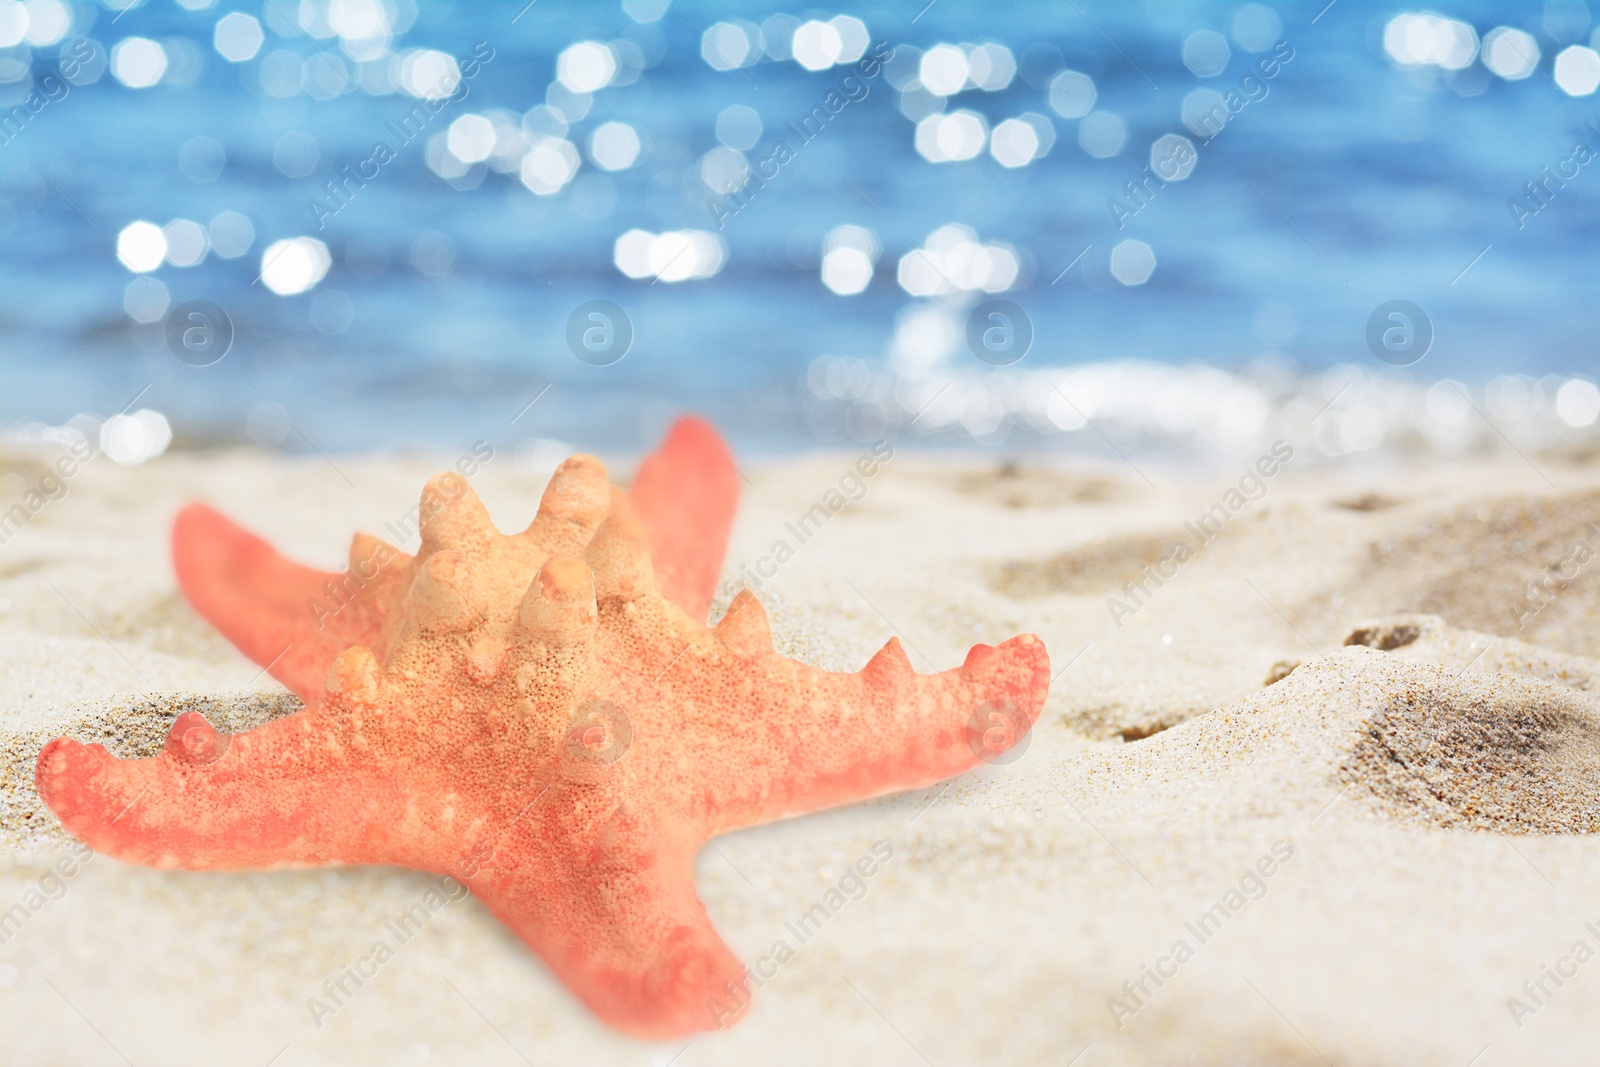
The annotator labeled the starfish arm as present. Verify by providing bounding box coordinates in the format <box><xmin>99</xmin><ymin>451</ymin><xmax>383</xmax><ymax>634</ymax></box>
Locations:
<box><xmin>172</xmin><ymin>503</ymin><xmax>414</xmax><ymax>703</ymax></box>
<box><xmin>468</xmin><ymin>795</ymin><xmax>747</xmax><ymax>1039</ymax></box>
<box><xmin>35</xmin><ymin>646</ymin><xmax>428</xmax><ymax>870</ymax></box>
<box><xmin>35</xmin><ymin>685</ymin><xmax>405</xmax><ymax>871</ymax></box>
<box><xmin>667</xmin><ymin>595</ymin><xmax>1052</xmax><ymax>832</ymax></box>
<box><xmin>629</xmin><ymin>417</ymin><xmax>739</xmax><ymax>624</ymax></box>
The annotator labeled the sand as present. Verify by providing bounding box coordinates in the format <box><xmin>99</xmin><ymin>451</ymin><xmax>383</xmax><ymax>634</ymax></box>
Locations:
<box><xmin>4</xmin><ymin>439</ymin><xmax>1600</xmax><ymax>1065</ymax></box>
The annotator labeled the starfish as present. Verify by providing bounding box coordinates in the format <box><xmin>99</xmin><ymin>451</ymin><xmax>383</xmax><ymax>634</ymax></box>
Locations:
<box><xmin>35</xmin><ymin>438</ymin><xmax>1050</xmax><ymax>1039</ymax></box>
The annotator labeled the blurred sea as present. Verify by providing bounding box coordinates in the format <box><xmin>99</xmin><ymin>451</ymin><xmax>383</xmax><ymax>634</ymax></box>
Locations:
<box><xmin>0</xmin><ymin>0</ymin><xmax>1596</xmax><ymax>462</ymax></box>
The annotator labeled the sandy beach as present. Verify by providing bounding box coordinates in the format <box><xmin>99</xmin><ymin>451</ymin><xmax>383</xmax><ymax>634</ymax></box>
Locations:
<box><xmin>4</xmin><ymin>439</ymin><xmax>1600</xmax><ymax>1066</ymax></box>
<box><xmin>8</xmin><ymin>0</ymin><xmax>1597</xmax><ymax>1059</ymax></box>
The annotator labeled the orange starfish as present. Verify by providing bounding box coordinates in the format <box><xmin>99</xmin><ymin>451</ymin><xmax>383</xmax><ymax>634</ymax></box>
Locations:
<box><xmin>35</xmin><ymin>430</ymin><xmax>1050</xmax><ymax>1038</ymax></box>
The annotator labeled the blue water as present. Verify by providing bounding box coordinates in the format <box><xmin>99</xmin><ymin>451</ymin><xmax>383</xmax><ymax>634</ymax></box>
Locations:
<box><xmin>1</xmin><ymin>0</ymin><xmax>1596</xmax><ymax>455</ymax></box>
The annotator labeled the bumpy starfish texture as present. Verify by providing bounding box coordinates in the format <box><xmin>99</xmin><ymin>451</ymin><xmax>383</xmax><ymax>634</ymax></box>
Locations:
<box><xmin>37</xmin><ymin>451</ymin><xmax>1050</xmax><ymax>1038</ymax></box>
<box><xmin>170</xmin><ymin>417</ymin><xmax>738</xmax><ymax>707</ymax></box>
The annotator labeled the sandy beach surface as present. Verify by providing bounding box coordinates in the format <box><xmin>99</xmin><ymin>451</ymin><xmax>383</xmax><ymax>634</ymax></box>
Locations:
<box><xmin>4</xmin><ymin>438</ymin><xmax>1600</xmax><ymax>1066</ymax></box>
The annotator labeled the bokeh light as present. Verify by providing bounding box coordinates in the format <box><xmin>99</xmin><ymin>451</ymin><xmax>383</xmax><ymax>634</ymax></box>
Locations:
<box><xmin>212</xmin><ymin>12</ymin><xmax>262</xmax><ymax>62</ymax></box>
<box><xmin>557</xmin><ymin>41</ymin><xmax>617</xmax><ymax>93</ymax></box>
<box><xmin>23</xmin><ymin>0</ymin><xmax>70</xmax><ymax>47</ymax></box>
<box><xmin>178</xmin><ymin>135</ymin><xmax>226</xmax><ymax>183</ymax></box>
<box><xmin>110</xmin><ymin>37</ymin><xmax>168</xmax><ymax>89</ymax></box>
<box><xmin>614</xmin><ymin>229</ymin><xmax>727</xmax><ymax>282</ymax></box>
<box><xmin>831</xmin><ymin>16</ymin><xmax>869</xmax><ymax>63</ymax></box>
<box><xmin>273</xmin><ymin>130</ymin><xmax>320</xmax><ymax>178</ymax></box>
<box><xmin>1481</xmin><ymin>27</ymin><xmax>1540</xmax><ymax>80</ymax></box>
<box><xmin>1078</xmin><ymin>111</ymin><xmax>1127</xmax><ymax>158</ymax></box>
<box><xmin>122</xmin><ymin>277</ymin><xmax>169</xmax><ymax>324</ymax></box>
<box><xmin>791</xmin><ymin>19</ymin><xmax>842</xmax><ymax>71</ymax></box>
<box><xmin>1182</xmin><ymin>29</ymin><xmax>1231</xmax><ymax>77</ymax></box>
<box><xmin>915</xmin><ymin>109</ymin><xmax>987</xmax><ymax>163</ymax></box>
<box><xmin>967</xmin><ymin>43</ymin><xmax>1016</xmax><ymax>90</ymax></box>
<box><xmin>0</xmin><ymin>1</ymin><xmax>27</xmax><ymax>48</ymax></box>
<box><xmin>1110</xmin><ymin>239</ymin><xmax>1156</xmax><ymax>285</ymax></box>
<box><xmin>589</xmin><ymin>121</ymin><xmax>641</xmax><ymax>170</ymax></box>
<box><xmin>1557</xmin><ymin>378</ymin><xmax>1600</xmax><ymax>426</ymax></box>
<box><xmin>1554</xmin><ymin>45</ymin><xmax>1600</xmax><ymax>95</ymax></box>
<box><xmin>100</xmin><ymin>409</ymin><xmax>172</xmax><ymax>466</ymax></box>
<box><xmin>519</xmin><ymin>137</ymin><xmax>580</xmax><ymax>195</ymax></box>
<box><xmin>820</xmin><ymin>224</ymin><xmax>880</xmax><ymax>296</ymax></box>
<box><xmin>897</xmin><ymin>224</ymin><xmax>1018</xmax><ymax>296</ymax></box>
<box><xmin>161</xmin><ymin>219</ymin><xmax>208</xmax><ymax>268</ymax></box>
<box><xmin>1047</xmin><ymin>70</ymin><xmax>1096</xmax><ymax>118</ymax></box>
<box><xmin>116</xmin><ymin>221</ymin><xmax>166</xmax><ymax>273</ymax></box>
<box><xmin>447</xmin><ymin>114</ymin><xmax>497</xmax><ymax>164</ymax></box>
<box><xmin>260</xmin><ymin>237</ymin><xmax>332</xmax><ymax>296</ymax></box>
<box><xmin>399</xmin><ymin>48</ymin><xmax>459</xmax><ymax>99</ymax></box>
<box><xmin>1182</xmin><ymin>88</ymin><xmax>1229</xmax><ymax>137</ymax></box>
<box><xmin>1150</xmin><ymin>133</ymin><xmax>1198</xmax><ymax>180</ymax></box>
<box><xmin>258</xmin><ymin>49</ymin><xmax>303</xmax><ymax>97</ymax></box>
<box><xmin>702</xmin><ymin>21</ymin><xmax>757</xmax><ymax>71</ymax></box>
<box><xmin>207</xmin><ymin>211</ymin><xmax>254</xmax><ymax>259</ymax></box>
<box><xmin>1231</xmin><ymin>4</ymin><xmax>1282</xmax><ymax>52</ymax></box>
<box><xmin>759</xmin><ymin>13</ymin><xmax>799</xmax><ymax>60</ymax></box>
<box><xmin>716</xmin><ymin>104</ymin><xmax>763</xmax><ymax>151</ymax></box>
<box><xmin>919</xmin><ymin>43</ymin><xmax>969</xmax><ymax>96</ymax></box>
<box><xmin>699</xmin><ymin>146</ymin><xmax>747</xmax><ymax>192</ymax></box>
<box><xmin>989</xmin><ymin>115</ymin><xmax>1055</xmax><ymax>168</ymax></box>
<box><xmin>1383</xmin><ymin>13</ymin><xmax>1479</xmax><ymax>70</ymax></box>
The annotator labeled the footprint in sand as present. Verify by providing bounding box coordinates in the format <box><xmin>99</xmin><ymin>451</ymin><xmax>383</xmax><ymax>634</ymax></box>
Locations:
<box><xmin>1075</xmin><ymin>644</ymin><xmax>1600</xmax><ymax>835</ymax></box>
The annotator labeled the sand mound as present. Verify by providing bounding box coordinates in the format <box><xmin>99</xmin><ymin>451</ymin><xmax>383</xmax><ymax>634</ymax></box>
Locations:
<box><xmin>1069</xmin><ymin>645</ymin><xmax>1600</xmax><ymax>835</ymax></box>
<box><xmin>1337</xmin><ymin>487</ymin><xmax>1600</xmax><ymax>656</ymax></box>
<box><xmin>1346</xmin><ymin>672</ymin><xmax>1600</xmax><ymax>835</ymax></box>
<box><xmin>0</xmin><ymin>690</ymin><xmax>300</xmax><ymax>851</ymax></box>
